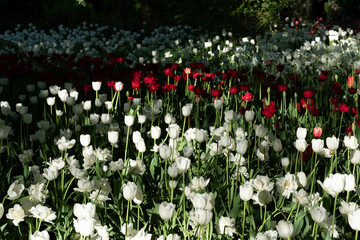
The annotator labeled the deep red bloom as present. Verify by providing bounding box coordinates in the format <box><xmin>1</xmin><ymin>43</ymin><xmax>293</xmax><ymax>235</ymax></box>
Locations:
<box><xmin>131</xmin><ymin>78</ymin><xmax>142</xmax><ymax>91</ymax></box>
<box><xmin>83</xmin><ymin>84</ymin><xmax>91</xmax><ymax>92</ymax></box>
<box><xmin>262</xmin><ymin>101</ymin><xmax>276</xmax><ymax>118</ymax></box>
<box><xmin>321</xmin><ymin>70</ymin><xmax>328</xmax><ymax>75</ymax></box>
<box><xmin>171</xmin><ymin>63</ymin><xmax>179</xmax><ymax>70</ymax></box>
<box><xmin>276</xmin><ymin>65</ymin><xmax>285</xmax><ymax>72</ymax></box>
<box><xmin>340</xmin><ymin>103</ymin><xmax>350</xmax><ymax>113</ymax></box>
<box><xmin>222</xmin><ymin>73</ymin><xmax>230</xmax><ymax>80</ymax></box>
<box><xmin>300</xmin><ymin>98</ymin><xmax>307</xmax><ymax>108</ymax></box>
<box><xmin>304</xmin><ymin>90</ymin><xmax>314</xmax><ymax>98</ymax></box>
<box><xmin>289</xmin><ymin>73</ymin><xmax>299</xmax><ymax>81</ymax></box>
<box><xmin>330</xmin><ymin>97</ymin><xmax>339</xmax><ymax>105</ymax></box>
<box><xmin>107</xmin><ymin>80</ymin><xmax>116</xmax><ymax>87</ymax></box>
<box><xmin>351</xmin><ymin>107</ymin><xmax>357</xmax><ymax>117</ymax></box>
<box><xmin>332</xmin><ymin>82</ymin><xmax>344</xmax><ymax>95</ymax></box>
<box><xmin>192</xmin><ymin>71</ymin><xmax>203</xmax><ymax>79</ymax></box>
<box><xmin>239</xmin><ymin>85</ymin><xmax>249</xmax><ymax>91</ymax></box>
<box><xmin>162</xmin><ymin>83</ymin><xmax>176</xmax><ymax>93</ymax></box>
<box><xmin>229</xmin><ymin>86</ymin><xmax>239</xmax><ymax>95</ymax></box>
<box><xmin>188</xmin><ymin>85</ymin><xmax>195</xmax><ymax>92</ymax></box>
<box><xmin>133</xmin><ymin>71</ymin><xmax>142</xmax><ymax>80</ymax></box>
<box><xmin>239</xmin><ymin>107</ymin><xmax>247</xmax><ymax>115</ymax></box>
<box><xmin>278</xmin><ymin>84</ymin><xmax>287</xmax><ymax>92</ymax></box>
<box><xmin>144</xmin><ymin>74</ymin><xmax>157</xmax><ymax>85</ymax></box>
<box><xmin>242</xmin><ymin>92</ymin><xmax>253</xmax><ymax>101</ymax></box>
<box><xmin>211</xmin><ymin>89</ymin><xmax>223</xmax><ymax>99</ymax></box>
<box><xmin>164</xmin><ymin>68</ymin><xmax>174</xmax><ymax>77</ymax></box>
<box><xmin>128</xmin><ymin>94</ymin><xmax>134</xmax><ymax>100</ymax></box>
<box><xmin>347</xmin><ymin>125</ymin><xmax>354</xmax><ymax>135</ymax></box>
<box><xmin>319</xmin><ymin>74</ymin><xmax>327</xmax><ymax>82</ymax></box>
<box><xmin>348</xmin><ymin>88</ymin><xmax>357</xmax><ymax>95</ymax></box>
<box><xmin>203</xmin><ymin>73</ymin><xmax>215</xmax><ymax>82</ymax></box>
<box><xmin>148</xmin><ymin>84</ymin><xmax>160</xmax><ymax>92</ymax></box>
<box><xmin>174</xmin><ymin>75</ymin><xmax>181</xmax><ymax>81</ymax></box>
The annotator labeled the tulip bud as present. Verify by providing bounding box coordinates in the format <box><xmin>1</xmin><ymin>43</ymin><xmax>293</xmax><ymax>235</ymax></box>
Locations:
<box><xmin>244</xmin><ymin>110</ymin><xmax>255</xmax><ymax>122</ymax></box>
<box><xmin>123</xmin><ymin>182</ymin><xmax>138</xmax><ymax>201</ymax></box>
<box><xmin>276</xmin><ymin>220</ymin><xmax>294</xmax><ymax>239</ymax></box>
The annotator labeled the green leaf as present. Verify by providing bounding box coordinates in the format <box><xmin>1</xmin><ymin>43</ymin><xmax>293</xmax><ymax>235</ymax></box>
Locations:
<box><xmin>229</xmin><ymin>195</ymin><xmax>241</xmax><ymax>218</ymax></box>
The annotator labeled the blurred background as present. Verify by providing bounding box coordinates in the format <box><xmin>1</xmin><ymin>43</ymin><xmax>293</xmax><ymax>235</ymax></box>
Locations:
<box><xmin>0</xmin><ymin>0</ymin><xmax>359</xmax><ymax>35</ymax></box>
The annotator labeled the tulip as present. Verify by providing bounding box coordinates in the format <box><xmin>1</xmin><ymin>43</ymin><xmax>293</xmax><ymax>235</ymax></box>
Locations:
<box><xmin>108</xmin><ymin>131</ymin><xmax>119</xmax><ymax>145</ymax></box>
<box><xmin>281</xmin><ymin>157</ymin><xmax>290</xmax><ymax>168</ymax></box>
<box><xmin>293</xmin><ymin>139</ymin><xmax>308</xmax><ymax>152</ymax></box>
<box><xmin>123</xmin><ymin>182</ymin><xmax>138</xmax><ymax>201</ymax></box>
<box><xmin>310</xmin><ymin>206</ymin><xmax>327</xmax><ymax>223</ymax></box>
<box><xmin>276</xmin><ymin>220</ymin><xmax>294</xmax><ymax>239</ymax></box>
<box><xmin>239</xmin><ymin>184</ymin><xmax>253</xmax><ymax>201</ymax></box>
<box><xmin>244</xmin><ymin>110</ymin><xmax>255</xmax><ymax>122</ymax></box>
<box><xmin>124</xmin><ymin>115</ymin><xmax>135</xmax><ymax>126</ymax></box>
<box><xmin>313</xmin><ymin>127</ymin><xmax>322</xmax><ymax>138</ymax></box>
<box><xmin>273</xmin><ymin>138</ymin><xmax>283</xmax><ymax>152</ymax></box>
<box><xmin>80</xmin><ymin>134</ymin><xmax>91</xmax><ymax>147</ymax></box>
<box><xmin>311</xmin><ymin>139</ymin><xmax>324</xmax><ymax>153</ymax></box>
<box><xmin>159</xmin><ymin>202</ymin><xmax>176</xmax><ymax>221</ymax></box>
<box><xmin>151</xmin><ymin>126</ymin><xmax>161</xmax><ymax>140</ymax></box>
<box><xmin>296</xmin><ymin>127</ymin><xmax>307</xmax><ymax>139</ymax></box>
<box><xmin>348</xmin><ymin>209</ymin><xmax>360</xmax><ymax>231</ymax></box>
<box><xmin>92</xmin><ymin>81</ymin><xmax>102</xmax><ymax>91</ymax></box>
<box><xmin>326</xmin><ymin>136</ymin><xmax>339</xmax><ymax>151</ymax></box>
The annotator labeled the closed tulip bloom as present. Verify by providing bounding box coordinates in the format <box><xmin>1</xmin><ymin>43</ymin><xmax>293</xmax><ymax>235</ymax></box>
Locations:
<box><xmin>101</xmin><ymin>113</ymin><xmax>112</xmax><ymax>124</ymax></box>
<box><xmin>276</xmin><ymin>220</ymin><xmax>294</xmax><ymax>239</ymax></box>
<box><xmin>159</xmin><ymin>145</ymin><xmax>171</xmax><ymax>160</ymax></box>
<box><xmin>255</xmin><ymin>125</ymin><xmax>268</xmax><ymax>138</ymax></box>
<box><xmin>244</xmin><ymin>110</ymin><xmax>255</xmax><ymax>122</ymax></box>
<box><xmin>108</xmin><ymin>131</ymin><xmax>119</xmax><ymax>145</ymax></box>
<box><xmin>293</xmin><ymin>139</ymin><xmax>308</xmax><ymax>152</ymax></box>
<box><xmin>123</xmin><ymin>182</ymin><xmax>138</xmax><ymax>201</ymax></box>
<box><xmin>344</xmin><ymin>135</ymin><xmax>358</xmax><ymax>150</ymax></box>
<box><xmin>137</xmin><ymin>139</ymin><xmax>146</xmax><ymax>153</ymax></box>
<box><xmin>175</xmin><ymin>157</ymin><xmax>191</xmax><ymax>173</ymax></box>
<box><xmin>159</xmin><ymin>202</ymin><xmax>175</xmax><ymax>221</ymax></box>
<box><xmin>350</xmin><ymin>150</ymin><xmax>360</xmax><ymax>165</ymax></box>
<box><xmin>80</xmin><ymin>134</ymin><xmax>91</xmax><ymax>147</ymax></box>
<box><xmin>310</xmin><ymin>206</ymin><xmax>327</xmax><ymax>223</ymax></box>
<box><xmin>273</xmin><ymin>138</ymin><xmax>282</xmax><ymax>152</ymax></box>
<box><xmin>89</xmin><ymin>113</ymin><xmax>100</xmax><ymax>124</ymax></box>
<box><xmin>236</xmin><ymin>139</ymin><xmax>248</xmax><ymax>155</ymax></box>
<box><xmin>0</xmin><ymin>203</ymin><xmax>3</xmax><ymax>219</ymax></box>
<box><xmin>151</xmin><ymin>126</ymin><xmax>161</xmax><ymax>140</ymax></box>
<box><xmin>348</xmin><ymin>209</ymin><xmax>360</xmax><ymax>231</ymax></box>
<box><xmin>132</xmin><ymin>131</ymin><xmax>142</xmax><ymax>144</ymax></box>
<box><xmin>133</xmin><ymin>189</ymin><xmax>143</xmax><ymax>205</ymax></box>
<box><xmin>326</xmin><ymin>136</ymin><xmax>339</xmax><ymax>151</ymax></box>
<box><xmin>138</xmin><ymin>114</ymin><xmax>146</xmax><ymax>124</ymax></box>
<box><xmin>182</xmin><ymin>103</ymin><xmax>193</xmax><ymax>117</ymax></box>
<box><xmin>297</xmin><ymin>172</ymin><xmax>307</xmax><ymax>188</ymax></box>
<box><xmin>214</xmin><ymin>99</ymin><xmax>223</xmax><ymax>110</ymax></box>
<box><xmin>313</xmin><ymin>127</ymin><xmax>323</xmax><ymax>138</ymax></box>
<box><xmin>311</xmin><ymin>139</ymin><xmax>324</xmax><ymax>153</ymax></box>
<box><xmin>82</xmin><ymin>100</ymin><xmax>91</xmax><ymax>111</ymax></box>
<box><xmin>92</xmin><ymin>81</ymin><xmax>102</xmax><ymax>91</ymax></box>
<box><xmin>281</xmin><ymin>157</ymin><xmax>290</xmax><ymax>168</ymax></box>
<box><xmin>344</xmin><ymin>174</ymin><xmax>355</xmax><ymax>192</ymax></box>
<box><xmin>114</xmin><ymin>81</ymin><xmax>124</xmax><ymax>91</ymax></box>
<box><xmin>239</xmin><ymin>184</ymin><xmax>253</xmax><ymax>201</ymax></box>
<box><xmin>168</xmin><ymin>124</ymin><xmax>180</xmax><ymax>139</ymax></box>
<box><xmin>23</xmin><ymin>113</ymin><xmax>32</xmax><ymax>125</ymax></box>
<box><xmin>191</xmin><ymin>193</ymin><xmax>207</xmax><ymax>209</ymax></box>
<box><xmin>124</xmin><ymin>115</ymin><xmax>135</xmax><ymax>126</ymax></box>
<box><xmin>193</xmin><ymin>209</ymin><xmax>213</xmax><ymax>226</ymax></box>
<box><xmin>296</xmin><ymin>127</ymin><xmax>307</xmax><ymax>139</ymax></box>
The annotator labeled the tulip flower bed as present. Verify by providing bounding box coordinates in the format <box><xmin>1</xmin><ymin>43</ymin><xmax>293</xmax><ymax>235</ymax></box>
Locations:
<box><xmin>1</xmin><ymin>18</ymin><xmax>360</xmax><ymax>240</ymax></box>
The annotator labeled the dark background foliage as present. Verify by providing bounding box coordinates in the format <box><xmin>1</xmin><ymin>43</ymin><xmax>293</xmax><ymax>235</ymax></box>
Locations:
<box><xmin>0</xmin><ymin>0</ymin><xmax>359</xmax><ymax>35</ymax></box>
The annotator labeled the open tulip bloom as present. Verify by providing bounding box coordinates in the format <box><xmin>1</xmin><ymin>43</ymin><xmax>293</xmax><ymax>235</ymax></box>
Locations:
<box><xmin>2</xmin><ymin>19</ymin><xmax>360</xmax><ymax>240</ymax></box>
